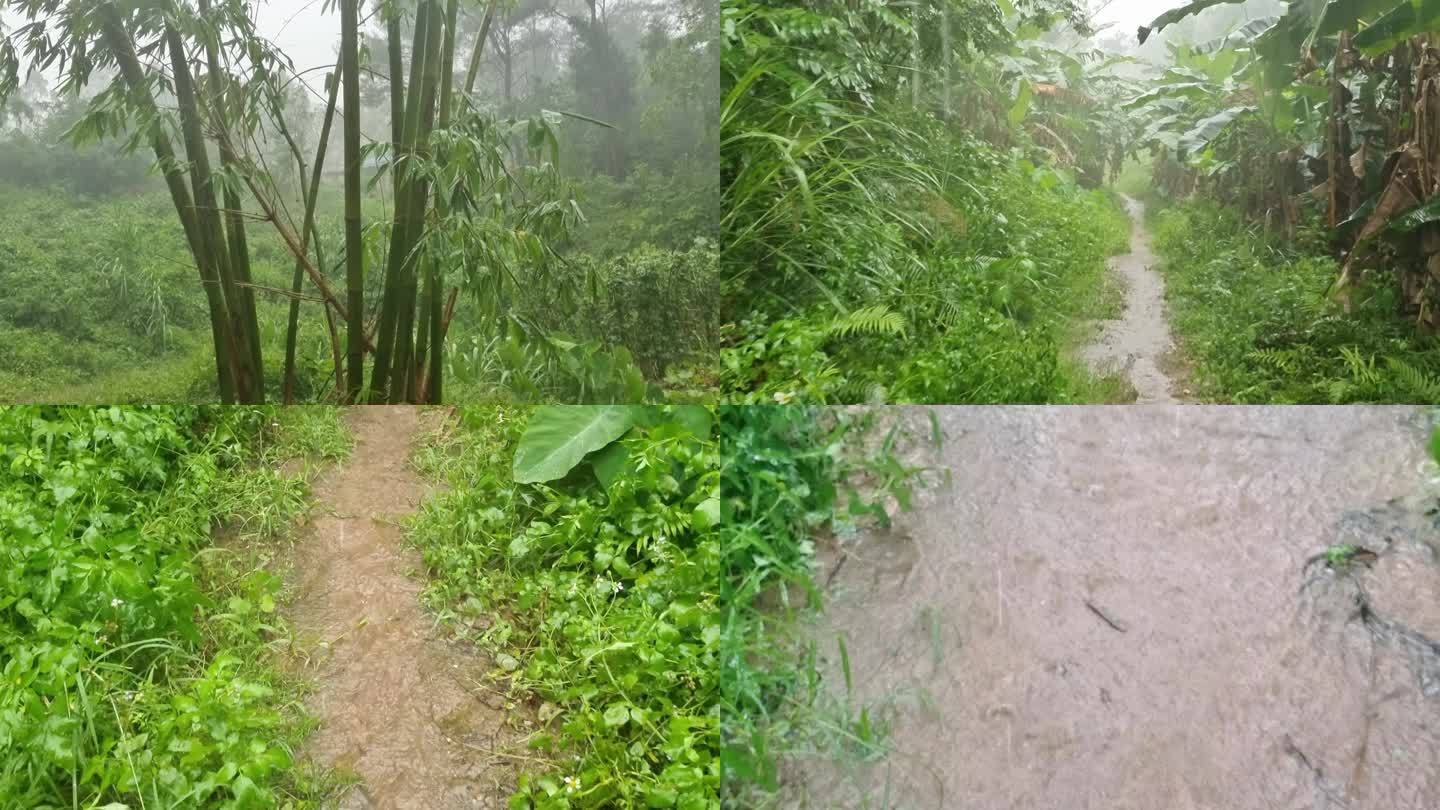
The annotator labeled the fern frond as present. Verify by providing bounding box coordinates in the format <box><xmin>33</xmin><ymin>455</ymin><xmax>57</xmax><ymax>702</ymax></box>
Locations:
<box><xmin>1247</xmin><ymin>347</ymin><xmax>1296</xmax><ymax>372</ymax></box>
<box><xmin>1385</xmin><ymin>357</ymin><xmax>1440</xmax><ymax>402</ymax></box>
<box><xmin>827</xmin><ymin>305</ymin><xmax>907</xmax><ymax>339</ymax></box>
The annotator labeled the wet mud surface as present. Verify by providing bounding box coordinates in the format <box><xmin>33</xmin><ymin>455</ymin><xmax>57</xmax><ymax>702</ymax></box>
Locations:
<box><xmin>287</xmin><ymin>407</ymin><xmax>520</xmax><ymax>809</ymax></box>
<box><xmin>1081</xmin><ymin>196</ymin><xmax>1186</xmax><ymax>403</ymax></box>
<box><xmin>789</xmin><ymin>407</ymin><xmax>1440</xmax><ymax>809</ymax></box>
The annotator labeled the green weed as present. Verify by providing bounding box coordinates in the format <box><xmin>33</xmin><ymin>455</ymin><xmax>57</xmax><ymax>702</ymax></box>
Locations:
<box><xmin>0</xmin><ymin>405</ymin><xmax>346</xmax><ymax>808</ymax></box>
<box><xmin>409</xmin><ymin>405</ymin><xmax>718</xmax><ymax>809</ymax></box>
<box><xmin>720</xmin><ymin>0</ymin><xmax>1129</xmax><ymax>405</ymax></box>
<box><xmin>719</xmin><ymin>406</ymin><xmax>928</xmax><ymax>807</ymax></box>
<box><xmin>1150</xmin><ymin>201</ymin><xmax>1440</xmax><ymax>403</ymax></box>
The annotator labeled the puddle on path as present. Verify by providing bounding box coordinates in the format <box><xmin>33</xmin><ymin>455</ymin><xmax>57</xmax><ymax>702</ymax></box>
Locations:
<box><xmin>788</xmin><ymin>407</ymin><xmax>1440</xmax><ymax>809</ymax></box>
<box><xmin>287</xmin><ymin>406</ymin><xmax>520</xmax><ymax>809</ymax></box>
<box><xmin>1081</xmin><ymin>196</ymin><xmax>1186</xmax><ymax>403</ymax></box>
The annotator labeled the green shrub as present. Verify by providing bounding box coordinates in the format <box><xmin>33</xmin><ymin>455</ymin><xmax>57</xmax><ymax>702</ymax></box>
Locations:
<box><xmin>1151</xmin><ymin>201</ymin><xmax>1440</xmax><ymax>403</ymax></box>
<box><xmin>576</xmin><ymin>242</ymin><xmax>719</xmax><ymax>377</ymax></box>
<box><xmin>410</xmin><ymin>405</ymin><xmax>719</xmax><ymax>809</ymax></box>
<box><xmin>0</xmin><ymin>405</ymin><xmax>344</xmax><ymax>808</ymax></box>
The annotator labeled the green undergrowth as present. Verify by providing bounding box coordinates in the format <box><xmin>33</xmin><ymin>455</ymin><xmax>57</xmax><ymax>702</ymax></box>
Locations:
<box><xmin>409</xmin><ymin>405</ymin><xmax>719</xmax><ymax>809</ymax></box>
<box><xmin>0</xmin><ymin>185</ymin><xmax>354</xmax><ymax>404</ymax></box>
<box><xmin>0</xmin><ymin>175</ymin><xmax>715</xmax><ymax>406</ymax></box>
<box><xmin>721</xmin><ymin>99</ymin><xmax>1131</xmax><ymax>403</ymax></box>
<box><xmin>1150</xmin><ymin>201</ymin><xmax>1440</xmax><ymax>403</ymax></box>
<box><xmin>0</xmin><ymin>404</ymin><xmax>351</xmax><ymax>809</ymax></box>
<box><xmin>719</xmin><ymin>406</ymin><xmax>928</xmax><ymax>807</ymax></box>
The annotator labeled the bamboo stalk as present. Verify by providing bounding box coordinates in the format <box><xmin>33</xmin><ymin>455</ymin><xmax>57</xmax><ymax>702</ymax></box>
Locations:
<box><xmin>388</xmin><ymin>3</ymin><xmax>406</xmax><ymax>201</ymax></box>
<box><xmin>462</xmin><ymin>0</ymin><xmax>499</xmax><ymax>97</ymax></box>
<box><xmin>96</xmin><ymin>6</ymin><xmax>237</xmax><ymax>403</ymax></box>
<box><xmin>424</xmin><ymin>0</ymin><xmax>461</xmax><ymax>403</ymax></box>
<box><xmin>391</xmin><ymin>0</ymin><xmax>445</xmax><ymax>403</ymax></box>
<box><xmin>284</xmin><ymin>60</ymin><xmax>342</xmax><ymax>403</ymax></box>
<box><xmin>198</xmin><ymin>0</ymin><xmax>262</xmax><ymax>397</ymax></box>
<box><xmin>371</xmin><ymin>0</ymin><xmax>437</xmax><ymax>401</ymax></box>
<box><xmin>167</xmin><ymin>23</ymin><xmax>259</xmax><ymax>402</ymax></box>
<box><xmin>342</xmin><ymin>0</ymin><xmax>366</xmax><ymax>402</ymax></box>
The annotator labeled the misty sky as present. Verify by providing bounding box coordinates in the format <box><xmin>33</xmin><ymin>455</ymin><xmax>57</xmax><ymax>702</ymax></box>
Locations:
<box><xmin>2</xmin><ymin>0</ymin><xmax>343</xmax><ymax>82</ymax></box>
<box><xmin>1091</xmin><ymin>0</ymin><xmax>1165</xmax><ymax>31</ymax></box>
<box><xmin>258</xmin><ymin>0</ymin><xmax>342</xmax><ymax>74</ymax></box>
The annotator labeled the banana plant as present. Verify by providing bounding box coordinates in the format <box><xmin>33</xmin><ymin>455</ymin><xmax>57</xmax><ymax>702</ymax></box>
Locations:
<box><xmin>1143</xmin><ymin>0</ymin><xmax>1440</xmax><ymax>328</ymax></box>
<box><xmin>998</xmin><ymin>38</ymin><xmax>1143</xmax><ymax>184</ymax></box>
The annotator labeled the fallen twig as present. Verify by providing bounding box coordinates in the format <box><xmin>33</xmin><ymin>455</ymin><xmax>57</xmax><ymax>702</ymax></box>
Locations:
<box><xmin>1084</xmin><ymin>599</ymin><xmax>1128</xmax><ymax>633</ymax></box>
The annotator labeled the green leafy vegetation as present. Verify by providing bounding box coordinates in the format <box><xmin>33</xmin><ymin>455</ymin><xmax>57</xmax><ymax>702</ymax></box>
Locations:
<box><xmin>719</xmin><ymin>406</ymin><xmax>924</xmax><ymax>807</ymax></box>
<box><xmin>1127</xmin><ymin>0</ymin><xmax>1440</xmax><ymax>402</ymax></box>
<box><xmin>409</xmin><ymin>405</ymin><xmax>718</xmax><ymax>808</ymax></box>
<box><xmin>1151</xmin><ymin>201</ymin><xmax>1440</xmax><ymax>402</ymax></box>
<box><xmin>720</xmin><ymin>0</ymin><xmax>1141</xmax><ymax>404</ymax></box>
<box><xmin>0</xmin><ymin>404</ymin><xmax>349</xmax><ymax>808</ymax></box>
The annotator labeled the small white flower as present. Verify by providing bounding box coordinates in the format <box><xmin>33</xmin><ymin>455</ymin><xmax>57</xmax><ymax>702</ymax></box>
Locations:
<box><xmin>772</xmin><ymin>391</ymin><xmax>794</xmax><ymax>404</ymax></box>
<box><xmin>611</xmin><ymin>582</ymin><xmax>624</xmax><ymax>594</ymax></box>
<box><xmin>563</xmin><ymin>775</ymin><xmax>580</xmax><ymax>793</ymax></box>
<box><xmin>110</xmin><ymin>598</ymin><xmax>124</xmax><ymax>608</ymax></box>
<box><xmin>96</xmin><ymin>635</ymin><xmax>107</xmax><ymax>645</ymax></box>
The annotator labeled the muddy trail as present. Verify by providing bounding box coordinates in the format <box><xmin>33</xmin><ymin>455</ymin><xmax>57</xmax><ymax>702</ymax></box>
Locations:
<box><xmin>1081</xmin><ymin>196</ymin><xmax>1188</xmax><ymax>403</ymax></box>
<box><xmin>790</xmin><ymin>407</ymin><xmax>1440</xmax><ymax>809</ymax></box>
<box><xmin>286</xmin><ymin>407</ymin><xmax>520</xmax><ymax>809</ymax></box>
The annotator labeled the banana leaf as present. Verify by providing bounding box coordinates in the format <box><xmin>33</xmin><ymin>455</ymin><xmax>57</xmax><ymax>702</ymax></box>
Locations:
<box><xmin>1196</xmin><ymin>17</ymin><xmax>1281</xmax><ymax>53</ymax></box>
<box><xmin>1122</xmin><ymin>82</ymin><xmax>1213</xmax><ymax>110</ymax></box>
<box><xmin>1313</xmin><ymin>0</ymin><xmax>1406</xmax><ymax>40</ymax></box>
<box><xmin>1353</xmin><ymin>0</ymin><xmax>1440</xmax><ymax>56</ymax></box>
<box><xmin>1387</xmin><ymin>195</ymin><xmax>1440</xmax><ymax>233</ymax></box>
<box><xmin>1179</xmin><ymin>106</ymin><xmax>1256</xmax><ymax>155</ymax></box>
<box><xmin>1140</xmin><ymin>0</ymin><xmax>1250</xmax><ymax>44</ymax></box>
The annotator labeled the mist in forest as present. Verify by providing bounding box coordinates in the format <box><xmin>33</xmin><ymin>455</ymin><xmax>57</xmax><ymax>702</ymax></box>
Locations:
<box><xmin>0</xmin><ymin>0</ymin><xmax>717</xmax><ymax>403</ymax></box>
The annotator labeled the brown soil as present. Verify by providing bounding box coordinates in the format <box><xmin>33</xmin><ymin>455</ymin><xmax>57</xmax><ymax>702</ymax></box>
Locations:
<box><xmin>286</xmin><ymin>406</ymin><xmax>522</xmax><ymax>809</ymax></box>
<box><xmin>787</xmin><ymin>406</ymin><xmax>1440</xmax><ymax>809</ymax></box>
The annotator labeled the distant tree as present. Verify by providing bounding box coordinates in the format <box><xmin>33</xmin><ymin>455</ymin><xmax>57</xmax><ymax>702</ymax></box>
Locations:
<box><xmin>571</xmin><ymin>16</ymin><xmax>634</xmax><ymax>177</ymax></box>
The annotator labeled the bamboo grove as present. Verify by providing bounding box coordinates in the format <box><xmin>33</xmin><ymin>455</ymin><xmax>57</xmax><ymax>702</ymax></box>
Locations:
<box><xmin>1133</xmin><ymin>0</ymin><xmax>1440</xmax><ymax>333</ymax></box>
<box><xmin>0</xmin><ymin>0</ymin><xmax>579</xmax><ymax>403</ymax></box>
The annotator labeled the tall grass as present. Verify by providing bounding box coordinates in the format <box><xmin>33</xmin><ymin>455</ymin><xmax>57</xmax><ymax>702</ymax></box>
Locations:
<box><xmin>720</xmin><ymin>1</ymin><xmax>1131</xmax><ymax>404</ymax></box>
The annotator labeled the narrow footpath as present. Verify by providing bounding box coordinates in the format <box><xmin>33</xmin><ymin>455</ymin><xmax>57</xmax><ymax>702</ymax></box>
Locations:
<box><xmin>286</xmin><ymin>406</ymin><xmax>521</xmax><ymax>810</ymax></box>
<box><xmin>1081</xmin><ymin>195</ymin><xmax>1189</xmax><ymax>403</ymax></box>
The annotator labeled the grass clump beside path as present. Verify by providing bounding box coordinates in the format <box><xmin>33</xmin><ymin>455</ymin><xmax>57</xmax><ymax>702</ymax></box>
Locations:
<box><xmin>0</xmin><ymin>405</ymin><xmax>350</xmax><ymax>809</ymax></box>
<box><xmin>722</xmin><ymin>87</ymin><xmax>1132</xmax><ymax>404</ymax></box>
<box><xmin>1150</xmin><ymin>201</ymin><xmax>1440</xmax><ymax>403</ymax></box>
<box><xmin>410</xmin><ymin>405</ymin><xmax>719</xmax><ymax>809</ymax></box>
<box><xmin>719</xmin><ymin>406</ymin><xmax>924</xmax><ymax>807</ymax></box>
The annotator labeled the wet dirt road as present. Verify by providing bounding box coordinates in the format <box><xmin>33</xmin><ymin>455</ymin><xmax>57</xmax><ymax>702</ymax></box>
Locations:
<box><xmin>1081</xmin><ymin>196</ymin><xmax>1185</xmax><ymax>403</ymax></box>
<box><xmin>288</xmin><ymin>407</ymin><xmax>519</xmax><ymax>809</ymax></box>
<box><xmin>789</xmin><ymin>407</ymin><xmax>1440</xmax><ymax>809</ymax></box>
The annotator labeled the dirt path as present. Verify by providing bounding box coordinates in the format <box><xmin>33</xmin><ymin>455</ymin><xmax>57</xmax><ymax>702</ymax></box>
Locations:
<box><xmin>1081</xmin><ymin>196</ymin><xmax>1189</xmax><ymax>403</ymax></box>
<box><xmin>790</xmin><ymin>407</ymin><xmax>1440</xmax><ymax>809</ymax></box>
<box><xmin>287</xmin><ymin>406</ymin><xmax>519</xmax><ymax>809</ymax></box>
